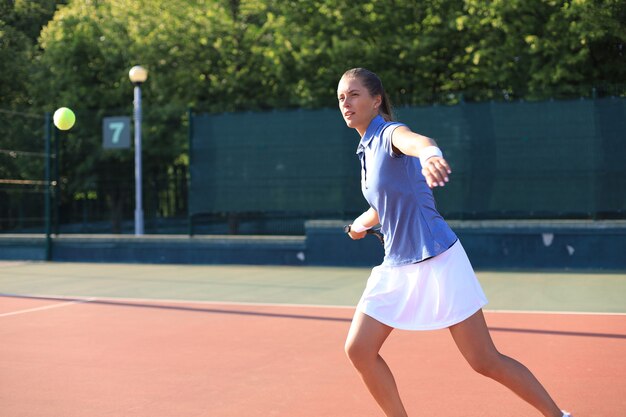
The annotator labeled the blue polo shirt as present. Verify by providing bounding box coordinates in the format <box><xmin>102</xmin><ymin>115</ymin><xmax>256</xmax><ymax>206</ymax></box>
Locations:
<box><xmin>357</xmin><ymin>115</ymin><xmax>457</xmax><ymax>266</ymax></box>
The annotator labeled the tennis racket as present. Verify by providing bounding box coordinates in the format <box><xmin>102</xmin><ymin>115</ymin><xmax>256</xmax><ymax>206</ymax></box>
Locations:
<box><xmin>366</xmin><ymin>228</ymin><xmax>385</xmax><ymax>245</ymax></box>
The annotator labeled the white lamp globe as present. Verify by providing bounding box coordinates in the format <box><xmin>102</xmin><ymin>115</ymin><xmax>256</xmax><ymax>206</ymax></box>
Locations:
<box><xmin>129</xmin><ymin>65</ymin><xmax>148</xmax><ymax>84</ymax></box>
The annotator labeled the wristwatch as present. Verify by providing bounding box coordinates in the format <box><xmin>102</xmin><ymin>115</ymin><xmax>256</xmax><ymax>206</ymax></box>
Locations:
<box><xmin>343</xmin><ymin>224</ymin><xmax>352</xmax><ymax>234</ymax></box>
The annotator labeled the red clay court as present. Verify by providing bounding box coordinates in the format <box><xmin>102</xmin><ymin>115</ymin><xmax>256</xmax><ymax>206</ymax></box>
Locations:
<box><xmin>1</xmin><ymin>262</ymin><xmax>625</xmax><ymax>416</ymax></box>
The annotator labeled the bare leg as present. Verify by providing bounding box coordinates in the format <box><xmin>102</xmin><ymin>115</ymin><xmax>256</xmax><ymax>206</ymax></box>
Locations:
<box><xmin>449</xmin><ymin>309</ymin><xmax>563</xmax><ymax>417</ymax></box>
<box><xmin>345</xmin><ymin>311</ymin><xmax>408</xmax><ymax>417</ymax></box>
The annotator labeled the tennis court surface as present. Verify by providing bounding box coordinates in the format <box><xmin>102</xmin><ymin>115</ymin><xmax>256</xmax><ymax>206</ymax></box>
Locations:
<box><xmin>1</xmin><ymin>261</ymin><xmax>625</xmax><ymax>416</ymax></box>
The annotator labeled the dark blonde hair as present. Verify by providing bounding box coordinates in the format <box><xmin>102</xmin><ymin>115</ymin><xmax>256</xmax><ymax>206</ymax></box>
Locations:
<box><xmin>341</xmin><ymin>68</ymin><xmax>395</xmax><ymax>121</ymax></box>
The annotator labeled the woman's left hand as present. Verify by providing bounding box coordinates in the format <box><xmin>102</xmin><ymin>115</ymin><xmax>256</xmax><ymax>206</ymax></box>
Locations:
<box><xmin>421</xmin><ymin>156</ymin><xmax>451</xmax><ymax>188</ymax></box>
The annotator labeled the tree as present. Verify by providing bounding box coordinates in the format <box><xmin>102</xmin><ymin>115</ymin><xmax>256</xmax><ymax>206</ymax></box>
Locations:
<box><xmin>453</xmin><ymin>0</ymin><xmax>626</xmax><ymax>101</ymax></box>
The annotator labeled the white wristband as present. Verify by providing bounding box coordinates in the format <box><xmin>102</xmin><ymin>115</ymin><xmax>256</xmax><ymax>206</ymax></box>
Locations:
<box><xmin>350</xmin><ymin>220</ymin><xmax>368</xmax><ymax>233</ymax></box>
<box><xmin>419</xmin><ymin>146</ymin><xmax>443</xmax><ymax>167</ymax></box>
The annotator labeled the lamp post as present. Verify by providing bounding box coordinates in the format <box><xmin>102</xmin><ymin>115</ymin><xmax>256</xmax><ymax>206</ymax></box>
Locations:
<box><xmin>129</xmin><ymin>65</ymin><xmax>148</xmax><ymax>235</ymax></box>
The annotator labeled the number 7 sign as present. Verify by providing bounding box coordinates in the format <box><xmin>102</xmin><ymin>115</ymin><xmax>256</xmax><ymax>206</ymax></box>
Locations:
<box><xmin>103</xmin><ymin>117</ymin><xmax>131</xmax><ymax>149</ymax></box>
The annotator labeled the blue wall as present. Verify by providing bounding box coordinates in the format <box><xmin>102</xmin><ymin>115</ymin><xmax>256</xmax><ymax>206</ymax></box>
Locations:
<box><xmin>1</xmin><ymin>220</ymin><xmax>625</xmax><ymax>270</ymax></box>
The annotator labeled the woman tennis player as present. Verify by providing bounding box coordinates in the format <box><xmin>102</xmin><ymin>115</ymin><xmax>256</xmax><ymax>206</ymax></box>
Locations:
<box><xmin>339</xmin><ymin>68</ymin><xmax>572</xmax><ymax>417</ymax></box>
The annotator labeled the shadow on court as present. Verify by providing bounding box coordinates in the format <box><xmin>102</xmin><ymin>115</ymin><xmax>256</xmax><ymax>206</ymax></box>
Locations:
<box><xmin>4</xmin><ymin>293</ymin><xmax>626</xmax><ymax>341</ymax></box>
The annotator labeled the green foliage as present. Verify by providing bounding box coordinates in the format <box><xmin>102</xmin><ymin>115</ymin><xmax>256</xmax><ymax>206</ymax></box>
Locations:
<box><xmin>0</xmin><ymin>0</ymin><xmax>65</xmax><ymax>108</ymax></box>
<box><xmin>0</xmin><ymin>20</ymin><xmax>32</xmax><ymax>108</ymax></box>
<box><xmin>458</xmin><ymin>0</ymin><xmax>626</xmax><ymax>100</ymax></box>
<box><xmin>29</xmin><ymin>0</ymin><xmax>626</xmax><ymax>115</ymax></box>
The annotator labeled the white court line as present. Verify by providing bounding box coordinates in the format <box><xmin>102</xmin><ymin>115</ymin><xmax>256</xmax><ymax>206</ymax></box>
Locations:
<box><xmin>2</xmin><ymin>293</ymin><xmax>625</xmax><ymax>317</ymax></box>
<box><xmin>0</xmin><ymin>261</ymin><xmax>29</xmax><ymax>267</ymax></box>
<box><xmin>484</xmin><ymin>308</ymin><xmax>626</xmax><ymax>316</ymax></box>
<box><xmin>0</xmin><ymin>297</ymin><xmax>95</xmax><ymax>318</ymax></box>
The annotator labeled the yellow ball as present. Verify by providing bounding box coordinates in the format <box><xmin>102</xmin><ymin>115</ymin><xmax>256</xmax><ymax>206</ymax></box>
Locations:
<box><xmin>53</xmin><ymin>107</ymin><xmax>76</xmax><ymax>130</ymax></box>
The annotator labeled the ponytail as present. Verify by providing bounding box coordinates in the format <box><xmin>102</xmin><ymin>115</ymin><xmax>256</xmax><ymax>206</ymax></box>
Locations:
<box><xmin>380</xmin><ymin>91</ymin><xmax>395</xmax><ymax>122</ymax></box>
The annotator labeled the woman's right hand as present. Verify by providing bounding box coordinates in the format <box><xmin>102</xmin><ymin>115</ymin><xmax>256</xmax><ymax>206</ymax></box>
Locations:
<box><xmin>421</xmin><ymin>156</ymin><xmax>451</xmax><ymax>188</ymax></box>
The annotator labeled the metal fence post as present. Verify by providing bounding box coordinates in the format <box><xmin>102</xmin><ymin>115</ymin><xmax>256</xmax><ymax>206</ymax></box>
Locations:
<box><xmin>187</xmin><ymin>108</ymin><xmax>194</xmax><ymax>236</ymax></box>
<box><xmin>44</xmin><ymin>112</ymin><xmax>52</xmax><ymax>260</ymax></box>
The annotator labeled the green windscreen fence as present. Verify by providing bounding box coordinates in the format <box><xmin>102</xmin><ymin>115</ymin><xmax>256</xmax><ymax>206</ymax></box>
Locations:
<box><xmin>0</xmin><ymin>110</ymin><xmax>49</xmax><ymax>233</ymax></box>
<box><xmin>189</xmin><ymin>108</ymin><xmax>364</xmax><ymax>232</ymax></box>
<box><xmin>189</xmin><ymin>97</ymin><xmax>625</xmax><ymax>231</ymax></box>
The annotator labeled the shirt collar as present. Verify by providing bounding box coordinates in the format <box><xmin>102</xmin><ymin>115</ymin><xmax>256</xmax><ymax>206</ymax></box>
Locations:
<box><xmin>356</xmin><ymin>115</ymin><xmax>386</xmax><ymax>154</ymax></box>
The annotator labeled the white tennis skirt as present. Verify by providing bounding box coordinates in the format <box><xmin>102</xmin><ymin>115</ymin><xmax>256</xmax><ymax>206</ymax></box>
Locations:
<box><xmin>356</xmin><ymin>240</ymin><xmax>488</xmax><ymax>331</ymax></box>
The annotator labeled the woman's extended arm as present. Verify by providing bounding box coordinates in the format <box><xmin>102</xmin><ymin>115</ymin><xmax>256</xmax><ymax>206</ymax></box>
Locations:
<box><xmin>391</xmin><ymin>126</ymin><xmax>452</xmax><ymax>188</ymax></box>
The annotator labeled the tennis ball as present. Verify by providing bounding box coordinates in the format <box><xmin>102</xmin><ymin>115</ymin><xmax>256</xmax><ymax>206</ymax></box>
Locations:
<box><xmin>53</xmin><ymin>107</ymin><xmax>76</xmax><ymax>130</ymax></box>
